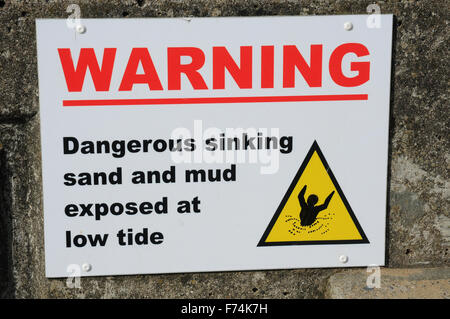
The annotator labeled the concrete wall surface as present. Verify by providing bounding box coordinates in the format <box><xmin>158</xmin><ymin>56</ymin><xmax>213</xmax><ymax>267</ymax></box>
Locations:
<box><xmin>0</xmin><ymin>0</ymin><xmax>448</xmax><ymax>298</ymax></box>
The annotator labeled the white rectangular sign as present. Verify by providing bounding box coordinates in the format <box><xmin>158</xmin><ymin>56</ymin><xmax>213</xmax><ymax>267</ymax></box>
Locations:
<box><xmin>36</xmin><ymin>15</ymin><xmax>393</xmax><ymax>277</ymax></box>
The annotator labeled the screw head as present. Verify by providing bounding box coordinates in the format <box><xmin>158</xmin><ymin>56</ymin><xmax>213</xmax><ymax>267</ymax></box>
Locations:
<box><xmin>75</xmin><ymin>24</ymin><xmax>86</xmax><ymax>34</ymax></box>
<box><xmin>339</xmin><ymin>255</ymin><xmax>349</xmax><ymax>263</ymax></box>
<box><xmin>82</xmin><ymin>263</ymin><xmax>92</xmax><ymax>272</ymax></box>
<box><xmin>343</xmin><ymin>22</ymin><xmax>353</xmax><ymax>31</ymax></box>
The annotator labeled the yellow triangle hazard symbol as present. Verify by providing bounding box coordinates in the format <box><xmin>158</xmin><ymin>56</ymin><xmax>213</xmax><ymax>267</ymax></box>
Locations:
<box><xmin>258</xmin><ymin>141</ymin><xmax>369</xmax><ymax>246</ymax></box>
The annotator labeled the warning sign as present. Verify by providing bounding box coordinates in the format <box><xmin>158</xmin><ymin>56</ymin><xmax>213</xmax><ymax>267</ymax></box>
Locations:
<box><xmin>258</xmin><ymin>141</ymin><xmax>369</xmax><ymax>246</ymax></box>
<box><xmin>36</xmin><ymin>15</ymin><xmax>393</xmax><ymax>277</ymax></box>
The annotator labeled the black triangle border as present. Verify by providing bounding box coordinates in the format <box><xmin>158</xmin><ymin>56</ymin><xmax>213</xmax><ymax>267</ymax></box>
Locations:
<box><xmin>257</xmin><ymin>141</ymin><xmax>369</xmax><ymax>247</ymax></box>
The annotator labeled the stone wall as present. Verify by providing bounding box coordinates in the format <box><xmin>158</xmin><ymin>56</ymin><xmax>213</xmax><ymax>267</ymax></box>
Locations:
<box><xmin>0</xmin><ymin>0</ymin><xmax>448</xmax><ymax>298</ymax></box>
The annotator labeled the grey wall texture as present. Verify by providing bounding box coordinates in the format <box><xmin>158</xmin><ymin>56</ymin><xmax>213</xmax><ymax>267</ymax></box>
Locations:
<box><xmin>0</xmin><ymin>0</ymin><xmax>448</xmax><ymax>298</ymax></box>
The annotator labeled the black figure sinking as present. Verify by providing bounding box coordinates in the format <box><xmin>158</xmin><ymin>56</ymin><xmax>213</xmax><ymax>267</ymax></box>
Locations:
<box><xmin>298</xmin><ymin>185</ymin><xmax>335</xmax><ymax>226</ymax></box>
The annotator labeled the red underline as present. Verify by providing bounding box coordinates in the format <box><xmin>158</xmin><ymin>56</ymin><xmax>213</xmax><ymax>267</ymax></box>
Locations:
<box><xmin>62</xmin><ymin>94</ymin><xmax>368</xmax><ymax>107</ymax></box>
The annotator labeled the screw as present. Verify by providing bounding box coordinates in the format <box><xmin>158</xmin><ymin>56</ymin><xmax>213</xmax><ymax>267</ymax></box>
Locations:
<box><xmin>76</xmin><ymin>24</ymin><xmax>86</xmax><ymax>34</ymax></box>
<box><xmin>339</xmin><ymin>255</ymin><xmax>349</xmax><ymax>263</ymax></box>
<box><xmin>343</xmin><ymin>22</ymin><xmax>353</xmax><ymax>31</ymax></box>
<box><xmin>82</xmin><ymin>263</ymin><xmax>92</xmax><ymax>272</ymax></box>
